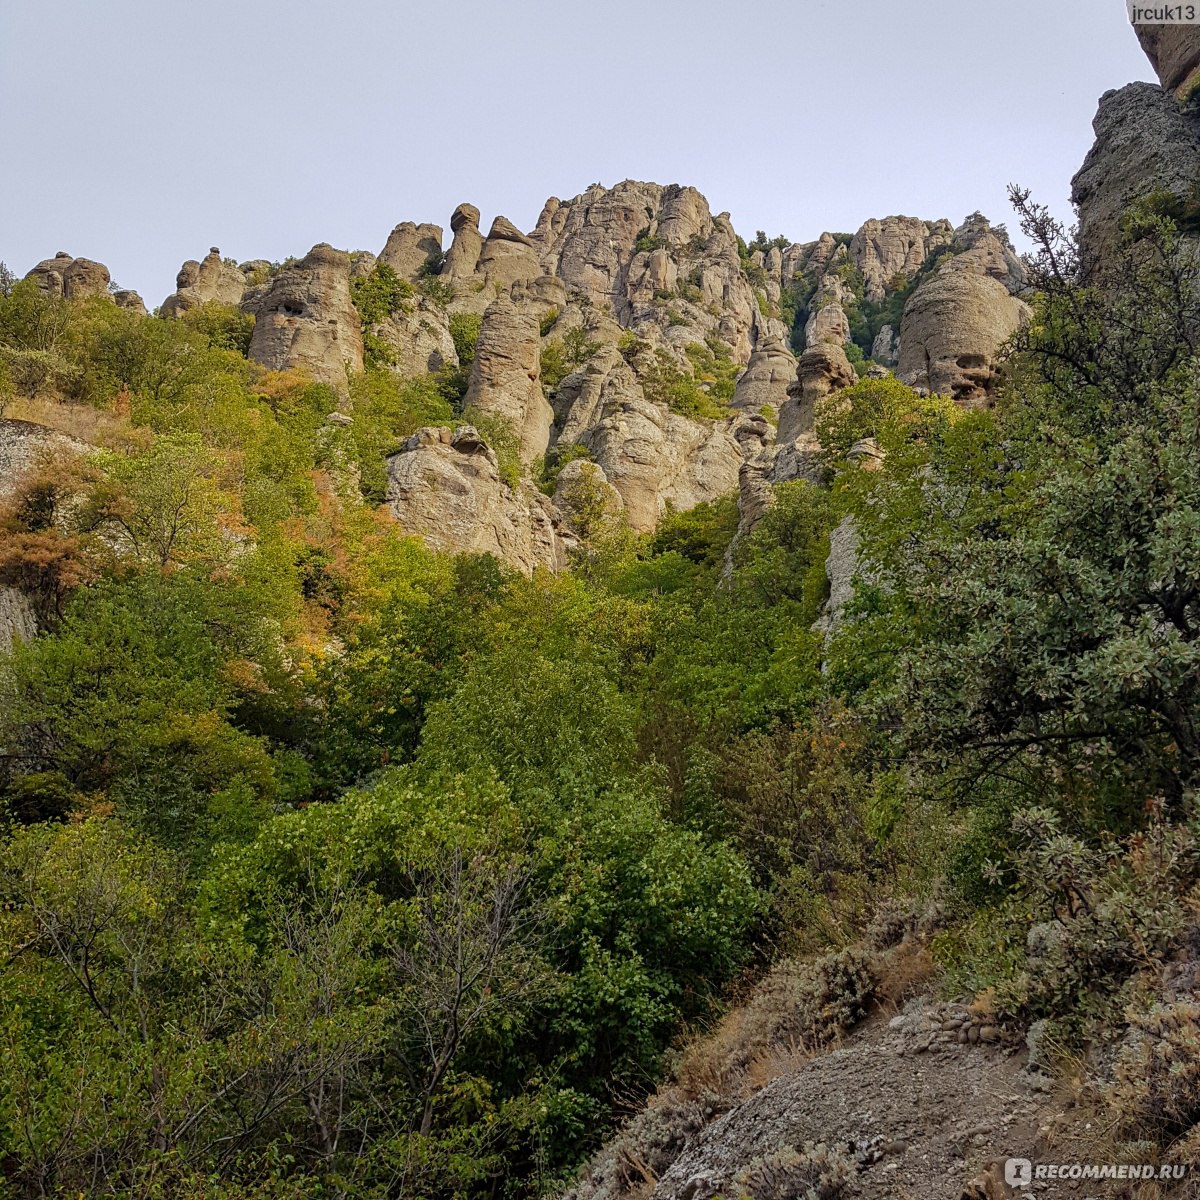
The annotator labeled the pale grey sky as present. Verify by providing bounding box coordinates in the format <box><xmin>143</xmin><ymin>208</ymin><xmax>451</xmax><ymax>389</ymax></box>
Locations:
<box><xmin>1</xmin><ymin>0</ymin><xmax>1151</xmax><ymax>307</ymax></box>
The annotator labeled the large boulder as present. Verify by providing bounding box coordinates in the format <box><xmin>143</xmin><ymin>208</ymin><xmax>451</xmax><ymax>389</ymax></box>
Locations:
<box><xmin>247</xmin><ymin>244</ymin><xmax>363</xmax><ymax>389</ymax></box>
<box><xmin>385</xmin><ymin>425</ymin><xmax>576</xmax><ymax>574</ymax></box>
<box><xmin>1136</xmin><ymin>22</ymin><xmax>1200</xmax><ymax>100</ymax></box>
<box><xmin>113</xmin><ymin>290</ymin><xmax>147</xmax><ymax>315</ymax></box>
<box><xmin>552</xmin><ymin>458</ymin><xmax>624</xmax><ymax>535</ymax></box>
<box><xmin>161</xmin><ymin>247</ymin><xmax>247</xmax><ymax>317</ymax></box>
<box><xmin>24</xmin><ymin>252</ymin><xmax>111</xmax><ymax>300</ymax></box>
<box><xmin>897</xmin><ymin>218</ymin><xmax>1029</xmax><ymax>405</ymax></box>
<box><xmin>1071</xmin><ymin>81</ymin><xmax>1200</xmax><ymax>276</ymax></box>
<box><xmin>379</xmin><ymin>222</ymin><xmax>443</xmax><ymax>282</ymax></box>
<box><xmin>462</xmin><ymin>293</ymin><xmax>553</xmax><ymax>462</ymax></box>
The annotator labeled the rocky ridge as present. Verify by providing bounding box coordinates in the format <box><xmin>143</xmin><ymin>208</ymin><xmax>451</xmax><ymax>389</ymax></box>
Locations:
<box><xmin>20</xmin><ymin>184</ymin><xmax>1032</xmax><ymax>577</ymax></box>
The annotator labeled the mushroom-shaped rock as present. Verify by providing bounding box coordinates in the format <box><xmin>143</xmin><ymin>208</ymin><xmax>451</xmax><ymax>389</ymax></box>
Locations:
<box><xmin>477</xmin><ymin>216</ymin><xmax>540</xmax><ymax>289</ymax></box>
<box><xmin>442</xmin><ymin>203</ymin><xmax>484</xmax><ymax>280</ymax></box>
<box><xmin>247</xmin><ymin>244</ymin><xmax>363</xmax><ymax>389</ymax></box>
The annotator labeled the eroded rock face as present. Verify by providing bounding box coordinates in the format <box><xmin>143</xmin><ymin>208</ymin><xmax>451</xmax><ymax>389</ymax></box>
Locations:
<box><xmin>385</xmin><ymin>425</ymin><xmax>576</xmax><ymax>574</ymax></box>
<box><xmin>552</xmin><ymin>458</ymin><xmax>624</xmax><ymax>534</ymax></box>
<box><xmin>25</xmin><ymin>252</ymin><xmax>111</xmax><ymax>300</ymax></box>
<box><xmin>379</xmin><ymin>222</ymin><xmax>443</xmax><ymax>282</ymax></box>
<box><xmin>477</xmin><ymin>217</ymin><xmax>540</xmax><ymax>290</ymax></box>
<box><xmin>803</xmin><ymin>274</ymin><xmax>856</xmax><ymax>349</ymax></box>
<box><xmin>732</xmin><ymin>335</ymin><xmax>795</xmax><ymax>415</ymax></box>
<box><xmin>1136</xmin><ymin>22</ymin><xmax>1200</xmax><ymax>99</ymax></box>
<box><xmin>1072</xmin><ymin>81</ymin><xmax>1200</xmax><ymax>276</ymax></box>
<box><xmin>580</xmin><ymin>383</ymin><xmax>745</xmax><ymax>532</ymax></box>
<box><xmin>113</xmin><ymin>290</ymin><xmax>147</xmax><ymax>315</ymax></box>
<box><xmin>871</xmin><ymin>324</ymin><xmax>898</xmax><ymax>367</ymax></box>
<box><xmin>780</xmin><ymin>342</ymin><xmax>857</xmax><ymax>442</ymax></box>
<box><xmin>372</xmin><ymin>298</ymin><xmax>458</xmax><ymax>376</ymax></box>
<box><xmin>442</xmin><ymin>203</ymin><xmax>483</xmax><ymax>280</ymax></box>
<box><xmin>462</xmin><ymin>293</ymin><xmax>552</xmax><ymax>462</ymax></box>
<box><xmin>247</xmin><ymin>244</ymin><xmax>363</xmax><ymax>389</ymax></box>
<box><xmin>161</xmin><ymin>248</ymin><xmax>247</xmax><ymax>317</ymax></box>
<box><xmin>850</xmin><ymin>216</ymin><xmax>950</xmax><ymax>302</ymax></box>
<box><xmin>531</xmin><ymin>181</ymin><xmax>759</xmax><ymax>361</ymax></box>
<box><xmin>897</xmin><ymin>218</ymin><xmax>1028</xmax><ymax>405</ymax></box>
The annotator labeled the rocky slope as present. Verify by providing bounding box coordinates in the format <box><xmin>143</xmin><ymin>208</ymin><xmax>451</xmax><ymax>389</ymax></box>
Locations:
<box><xmin>16</xmin><ymin>150</ymin><xmax>1031</xmax><ymax>584</ymax></box>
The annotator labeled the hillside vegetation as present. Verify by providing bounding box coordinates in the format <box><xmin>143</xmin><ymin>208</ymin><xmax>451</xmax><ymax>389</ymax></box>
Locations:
<box><xmin>2</xmin><ymin>186</ymin><xmax>1200</xmax><ymax>1199</ymax></box>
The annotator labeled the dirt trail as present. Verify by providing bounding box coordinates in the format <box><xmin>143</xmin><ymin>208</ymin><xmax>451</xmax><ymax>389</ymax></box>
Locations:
<box><xmin>606</xmin><ymin>992</ymin><xmax>1146</xmax><ymax>1200</ymax></box>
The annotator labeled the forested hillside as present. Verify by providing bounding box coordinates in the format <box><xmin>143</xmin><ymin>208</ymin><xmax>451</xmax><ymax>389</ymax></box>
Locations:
<box><xmin>4</xmin><ymin>12</ymin><xmax>1200</xmax><ymax>1199</ymax></box>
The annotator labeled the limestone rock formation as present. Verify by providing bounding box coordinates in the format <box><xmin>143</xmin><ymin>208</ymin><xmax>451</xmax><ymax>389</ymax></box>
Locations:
<box><xmin>476</xmin><ymin>217</ymin><xmax>540</xmax><ymax>290</ymax></box>
<box><xmin>871</xmin><ymin>324</ymin><xmax>898</xmax><ymax>367</ymax></box>
<box><xmin>1071</xmin><ymin>81</ymin><xmax>1200</xmax><ymax>276</ymax></box>
<box><xmin>552</xmin><ymin>458</ymin><xmax>624</xmax><ymax>534</ymax></box>
<box><xmin>1136</xmin><ymin>22</ymin><xmax>1200</xmax><ymax>100</ymax></box>
<box><xmin>897</xmin><ymin>218</ymin><xmax>1029</xmax><ymax>405</ymax></box>
<box><xmin>442</xmin><ymin>203</ymin><xmax>484</xmax><ymax>280</ymax></box>
<box><xmin>24</xmin><ymin>252</ymin><xmax>111</xmax><ymax>300</ymax></box>
<box><xmin>247</xmin><ymin>244</ymin><xmax>363</xmax><ymax>389</ymax></box>
<box><xmin>385</xmin><ymin>425</ymin><xmax>576</xmax><ymax>574</ymax></box>
<box><xmin>161</xmin><ymin>248</ymin><xmax>247</xmax><ymax>317</ymax></box>
<box><xmin>731</xmin><ymin>335</ymin><xmax>795</xmax><ymax>415</ymax></box>
<box><xmin>462</xmin><ymin>293</ymin><xmax>552</xmax><ymax>462</ymax></box>
<box><xmin>850</xmin><ymin>216</ymin><xmax>951</xmax><ymax>302</ymax></box>
<box><xmin>803</xmin><ymin>274</ymin><xmax>855</xmax><ymax>349</ymax></box>
<box><xmin>780</xmin><ymin>342</ymin><xmax>857</xmax><ymax>442</ymax></box>
<box><xmin>113</xmin><ymin>290</ymin><xmax>147</xmax><ymax>315</ymax></box>
<box><xmin>580</xmin><ymin>388</ymin><xmax>745</xmax><ymax>532</ymax></box>
<box><xmin>372</xmin><ymin>297</ymin><xmax>458</xmax><ymax>376</ymax></box>
<box><xmin>379</xmin><ymin>222</ymin><xmax>443</xmax><ymax>282</ymax></box>
<box><xmin>548</xmin><ymin>342</ymin><xmax>754</xmax><ymax>531</ymax></box>
<box><xmin>531</xmin><ymin>181</ymin><xmax>759</xmax><ymax>361</ymax></box>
